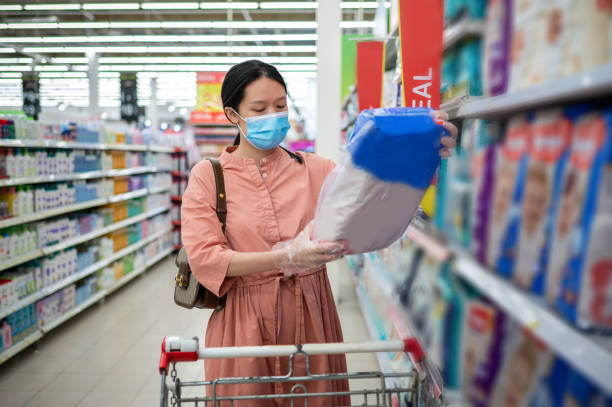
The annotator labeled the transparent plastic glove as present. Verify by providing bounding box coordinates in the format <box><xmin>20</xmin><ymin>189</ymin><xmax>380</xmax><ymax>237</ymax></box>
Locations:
<box><xmin>273</xmin><ymin>222</ymin><xmax>348</xmax><ymax>275</ymax></box>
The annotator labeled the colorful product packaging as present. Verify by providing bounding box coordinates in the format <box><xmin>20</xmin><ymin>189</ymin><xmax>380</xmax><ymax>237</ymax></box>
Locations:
<box><xmin>556</xmin><ymin>109</ymin><xmax>612</xmax><ymax>330</ymax></box>
<box><xmin>463</xmin><ymin>119</ymin><xmax>501</xmax><ymax>264</ymax></box>
<box><xmin>460</xmin><ymin>299</ymin><xmax>505</xmax><ymax>407</ymax></box>
<box><xmin>562</xmin><ymin>369</ymin><xmax>612</xmax><ymax>406</ymax></box>
<box><xmin>488</xmin><ymin>115</ymin><xmax>531</xmax><ymax>274</ymax></box>
<box><xmin>512</xmin><ymin>109</ymin><xmax>571</xmax><ymax>293</ymax></box>
<box><xmin>482</xmin><ymin>0</ymin><xmax>512</xmax><ymax>96</ymax></box>
<box><xmin>489</xmin><ymin>325</ymin><xmax>553</xmax><ymax>407</ymax></box>
<box><xmin>528</xmin><ymin>356</ymin><xmax>571</xmax><ymax>407</ymax></box>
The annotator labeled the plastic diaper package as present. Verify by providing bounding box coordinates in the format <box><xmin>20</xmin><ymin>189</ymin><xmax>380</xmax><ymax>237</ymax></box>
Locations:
<box><xmin>313</xmin><ymin>107</ymin><xmax>447</xmax><ymax>254</ymax></box>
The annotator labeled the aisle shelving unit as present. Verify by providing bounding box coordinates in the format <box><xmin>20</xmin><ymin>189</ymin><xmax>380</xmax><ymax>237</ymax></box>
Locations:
<box><xmin>455</xmin><ymin>63</ymin><xmax>612</xmax><ymax>119</ymax></box>
<box><xmin>0</xmin><ymin>139</ymin><xmax>182</xmax><ymax>365</ymax></box>
<box><xmin>404</xmin><ymin>221</ymin><xmax>612</xmax><ymax>395</ymax></box>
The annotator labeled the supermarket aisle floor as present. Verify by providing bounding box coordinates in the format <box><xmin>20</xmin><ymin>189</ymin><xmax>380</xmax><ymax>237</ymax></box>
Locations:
<box><xmin>0</xmin><ymin>257</ymin><xmax>378</xmax><ymax>407</ymax></box>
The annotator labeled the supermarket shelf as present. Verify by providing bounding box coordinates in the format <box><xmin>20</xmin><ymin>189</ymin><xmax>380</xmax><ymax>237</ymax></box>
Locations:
<box><xmin>0</xmin><ymin>330</ymin><xmax>43</xmax><ymax>365</ymax></box>
<box><xmin>41</xmin><ymin>290</ymin><xmax>106</xmax><ymax>333</ymax></box>
<box><xmin>42</xmin><ymin>205</ymin><xmax>168</xmax><ymax>255</ymax></box>
<box><xmin>171</xmin><ymin>196</ymin><xmax>182</xmax><ymax>203</ymax></box>
<box><xmin>0</xmin><ymin>249</ymin><xmax>44</xmax><ymax>273</ymax></box>
<box><xmin>171</xmin><ymin>171</ymin><xmax>188</xmax><ymax>178</ymax></box>
<box><xmin>458</xmin><ymin>64</ymin><xmax>612</xmax><ymax>119</ymax></box>
<box><xmin>107</xmin><ymin>188</ymin><xmax>148</xmax><ymax>203</ymax></box>
<box><xmin>404</xmin><ymin>220</ymin><xmax>612</xmax><ymax>394</ymax></box>
<box><xmin>440</xmin><ymin>95</ymin><xmax>470</xmax><ymax>120</ymax></box>
<box><xmin>107</xmin><ymin>246</ymin><xmax>173</xmax><ymax>295</ymax></box>
<box><xmin>0</xmin><ymin>198</ymin><xmax>108</xmax><ymax>229</ymax></box>
<box><xmin>0</xmin><ymin>139</ymin><xmax>180</xmax><ymax>153</ymax></box>
<box><xmin>453</xmin><ymin>254</ymin><xmax>612</xmax><ymax>394</ymax></box>
<box><xmin>0</xmin><ymin>227</ymin><xmax>171</xmax><ymax>322</ymax></box>
<box><xmin>443</xmin><ymin>17</ymin><xmax>484</xmax><ymax>50</ymax></box>
<box><xmin>149</xmin><ymin>185</ymin><xmax>172</xmax><ymax>195</ymax></box>
<box><xmin>0</xmin><ymin>166</ymin><xmax>163</xmax><ymax>187</ymax></box>
<box><xmin>172</xmin><ymin>220</ymin><xmax>181</xmax><ymax>227</ymax></box>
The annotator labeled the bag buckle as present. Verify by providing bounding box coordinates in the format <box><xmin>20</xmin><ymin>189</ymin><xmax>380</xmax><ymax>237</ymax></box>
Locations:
<box><xmin>175</xmin><ymin>273</ymin><xmax>188</xmax><ymax>287</ymax></box>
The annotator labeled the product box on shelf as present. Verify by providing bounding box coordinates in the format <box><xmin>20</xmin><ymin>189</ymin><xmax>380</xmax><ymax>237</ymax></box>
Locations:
<box><xmin>555</xmin><ymin>109</ymin><xmax>612</xmax><ymax>330</ymax></box>
<box><xmin>37</xmin><ymin>284</ymin><xmax>76</xmax><ymax>327</ymax></box>
<box><xmin>482</xmin><ymin>0</ymin><xmax>512</xmax><ymax>97</ymax></box>
<box><xmin>489</xmin><ymin>323</ymin><xmax>553</xmax><ymax>407</ymax></box>
<box><xmin>1</xmin><ymin>303</ymin><xmax>37</xmax><ymax>350</ymax></box>
<box><xmin>462</xmin><ymin>119</ymin><xmax>501</xmax><ymax>263</ymax></box>
<box><xmin>512</xmin><ymin>108</ymin><xmax>572</xmax><ymax>293</ymax></box>
<box><xmin>487</xmin><ymin>115</ymin><xmax>531</xmax><ymax>273</ymax></box>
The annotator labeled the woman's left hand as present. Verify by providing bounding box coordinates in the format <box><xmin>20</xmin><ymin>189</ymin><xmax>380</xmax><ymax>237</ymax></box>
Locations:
<box><xmin>431</xmin><ymin>110</ymin><xmax>458</xmax><ymax>159</ymax></box>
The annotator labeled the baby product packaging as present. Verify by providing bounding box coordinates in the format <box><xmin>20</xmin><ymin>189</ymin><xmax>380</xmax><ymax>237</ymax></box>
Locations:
<box><xmin>563</xmin><ymin>370</ymin><xmax>612</xmax><ymax>406</ymax></box>
<box><xmin>556</xmin><ymin>109</ymin><xmax>612</xmax><ymax>330</ymax></box>
<box><xmin>508</xmin><ymin>0</ymin><xmax>539</xmax><ymax>91</ymax></box>
<box><xmin>527</xmin><ymin>356</ymin><xmax>571</xmax><ymax>407</ymax></box>
<box><xmin>513</xmin><ymin>109</ymin><xmax>571</xmax><ymax>293</ymax></box>
<box><xmin>489</xmin><ymin>323</ymin><xmax>553</xmax><ymax>407</ymax></box>
<box><xmin>488</xmin><ymin>115</ymin><xmax>530</xmax><ymax>274</ymax></box>
<box><xmin>561</xmin><ymin>0</ymin><xmax>612</xmax><ymax>78</ymax></box>
<box><xmin>482</xmin><ymin>0</ymin><xmax>512</xmax><ymax>96</ymax></box>
<box><xmin>463</xmin><ymin>119</ymin><xmax>500</xmax><ymax>264</ymax></box>
<box><xmin>314</xmin><ymin>107</ymin><xmax>447</xmax><ymax>254</ymax></box>
<box><xmin>460</xmin><ymin>299</ymin><xmax>505</xmax><ymax>407</ymax></box>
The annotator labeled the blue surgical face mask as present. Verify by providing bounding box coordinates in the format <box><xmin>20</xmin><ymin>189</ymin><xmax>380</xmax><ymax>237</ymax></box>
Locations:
<box><xmin>232</xmin><ymin>109</ymin><xmax>290</xmax><ymax>150</ymax></box>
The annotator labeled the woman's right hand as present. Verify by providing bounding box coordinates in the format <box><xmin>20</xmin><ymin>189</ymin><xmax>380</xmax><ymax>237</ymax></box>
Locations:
<box><xmin>274</xmin><ymin>223</ymin><xmax>348</xmax><ymax>273</ymax></box>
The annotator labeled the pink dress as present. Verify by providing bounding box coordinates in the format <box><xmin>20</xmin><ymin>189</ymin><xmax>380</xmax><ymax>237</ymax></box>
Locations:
<box><xmin>182</xmin><ymin>146</ymin><xmax>349</xmax><ymax>406</ymax></box>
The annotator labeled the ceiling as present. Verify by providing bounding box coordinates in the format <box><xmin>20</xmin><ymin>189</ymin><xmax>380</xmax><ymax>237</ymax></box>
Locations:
<box><xmin>0</xmin><ymin>1</ymin><xmax>380</xmax><ymax>112</ymax></box>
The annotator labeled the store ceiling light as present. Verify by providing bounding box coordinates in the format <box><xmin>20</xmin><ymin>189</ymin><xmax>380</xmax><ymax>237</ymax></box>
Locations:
<box><xmin>259</xmin><ymin>2</ymin><xmax>318</xmax><ymax>9</ymax></box>
<box><xmin>0</xmin><ymin>48</ymin><xmax>15</xmax><ymax>53</ymax></box>
<box><xmin>200</xmin><ymin>2</ymin><xmax>258</xmax><ymax>9</ymax></box>
<box><xmin>22</xmin><ymin>45</ymin><xmax>316</xmax><ymax>54</ymax></box>
<box><xmin>141</xmin><ymin>2</ymin><xmax>199</xmax><ymax>9</ymax></box>
<box><xmin>0</xmin><ymin>5</ymin><xmax>22</xmax><ymax>11</ymax></box>
<box><xmin>0</xmin><ymin>33</ymin><xmax>317</xmax><ymax>44</ymax></box>
<box><xmin>96</xmin><ymin>56</ymin><xmax>316</xmax><ymax>64</ymax></box>
<box><xmin>24</xmin><ymin>3</ymin><xmax>81</xmax><ymax>10</ymax></box>
<box><xmin>0</xmin><ymin>20</ymin><xmax>370</xmax><ymax>30</ymax></box>
<box><xmin>83</xmin><ymin>3</ymin><xmax>140</xmax><ymax>10</ymax></box>
<box><xmin>0</xmin><ymin>58</ymin><xmax>33</xmax><ymax>64</ymax></box>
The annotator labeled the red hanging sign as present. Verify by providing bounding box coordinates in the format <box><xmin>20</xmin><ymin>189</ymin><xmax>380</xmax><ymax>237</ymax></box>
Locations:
<box><xmin>356</xmin><ymin>41</ymin><xmax>385</xmax><ymax>112</ymax></box>
<box><xmin>398</xmin><ymin>0</ymin><xmax>443</xmax><ymax>109</ymax></box>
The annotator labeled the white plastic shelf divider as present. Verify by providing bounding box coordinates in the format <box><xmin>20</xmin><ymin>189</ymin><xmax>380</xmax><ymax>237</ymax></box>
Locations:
<box><xmin>0</xmin><ymin>227</ymin><xmax>171</xmax><ymax>321</ymax></box>
<box><xmin>0</xmin><ymin>198</ymin><xmax>108</xmax><ymax>230</ymax></box>
<box><xmin>443</xmin><ymin>17</ymin><xmax>484</xmax><ymax>51</ymax></box>
<box><xmin>42</xmin><ymin>205</ymin><xmax>168</xmax><ymax>255</ymax></box>
<box><xmin>40</xmin><ymin>290</ymin><xmax>106</xmax><ymax>334</ymax></box>
<box><xmin>457</xmin><ymin>64</ymin><xmax>612</xmax><ymax>119</ymax></box>
<box><xmin>149</xmin><ymin>185</ymin><xmax>172</xmax><ymax>195</ymax></box>
<box><xmin>0</xmin><ymin>249</ymin><xmax>44</xmax><ymax>273</ymax></box>
<box><xmin>0</xmin><ymin>139</ymin><xmax>181</xmax><ymax>153</ymax></box>
<box><xmin>453</xmin><ymin>254</ymin><xmax>612</xmax><ymax>394</ymax></box>
<box><xmin>0</xmin><ymin>166</ymin><xmax>163</xmax><ymax>187</ymax></box>
<box><xmin>0</xmin><ymin>330</ymin><xmax>43</xmax><ymax>364</ymax></box>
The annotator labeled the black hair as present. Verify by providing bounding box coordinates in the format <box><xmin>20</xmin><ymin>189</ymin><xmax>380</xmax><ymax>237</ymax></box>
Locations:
<box><xmin>222</xmin><ymin>59</ymin><xmax>302</xmax><ymax>164</ymax></box>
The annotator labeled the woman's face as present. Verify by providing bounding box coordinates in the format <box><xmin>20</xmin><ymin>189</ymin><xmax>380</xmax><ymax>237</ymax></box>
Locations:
<box><xmin>225</xmin><ymin>76</ymin><xmax>288</xmax><ymax>131</ymax></box>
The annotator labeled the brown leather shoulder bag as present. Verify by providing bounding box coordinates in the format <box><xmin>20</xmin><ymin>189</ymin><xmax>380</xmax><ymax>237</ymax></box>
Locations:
<box><xmin>174</xmin><ymin>158</ymin><xmax>227</xmax><ymax>310</ymax></box>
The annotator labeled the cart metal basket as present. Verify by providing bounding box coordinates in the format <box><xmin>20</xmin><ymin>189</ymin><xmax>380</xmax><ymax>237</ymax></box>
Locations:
<box><xmin>159</xmin><ymin>336</ymin><xmax>445</xmax><ymax>407</ymax></box>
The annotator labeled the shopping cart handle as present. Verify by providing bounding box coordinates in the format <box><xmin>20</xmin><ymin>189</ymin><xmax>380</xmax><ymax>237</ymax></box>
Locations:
<box><xmin>403</xmin><ymin>337</ymin><xmax>425</xmax><ymax>363</ymax></box>
<box><xmin>159</xmin><ymin>336</ymin><xmax>199</xmax><ymax>374</ymax></box>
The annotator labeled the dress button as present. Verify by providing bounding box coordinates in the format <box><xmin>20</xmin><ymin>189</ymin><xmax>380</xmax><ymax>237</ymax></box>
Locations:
<box><xmin>262</xmin><ymin>158</ymin><xmax>267</xmax><ymax>163</ymax></box>
<box><xmin>262</xmin><ymin>173</ymin><xmax>268</xmax><ymax>179</ymax></box>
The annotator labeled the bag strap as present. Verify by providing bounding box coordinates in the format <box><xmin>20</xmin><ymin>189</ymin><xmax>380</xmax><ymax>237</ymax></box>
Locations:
<box><xmin>208</xmin><ymin>158</ymin><xmax>227</xmax><ymax>234</ymax></box>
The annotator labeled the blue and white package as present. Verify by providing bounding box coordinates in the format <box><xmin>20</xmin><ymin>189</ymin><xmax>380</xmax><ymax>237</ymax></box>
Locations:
<box><xmin>556</xmin><ymin>109</ymin><xmax>612</xmax><ymax>330</ymax></box>
<box><xmin>314</xmin><ymin>107</ymin><xmax>447</xmax><ymax>254</ymax></box>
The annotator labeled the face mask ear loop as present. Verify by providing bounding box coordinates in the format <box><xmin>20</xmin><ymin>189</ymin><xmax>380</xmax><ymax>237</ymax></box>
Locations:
<box><xmin>230</xmin><ymin>108</ymin><xmax>247</xmax><ymax>138</ymax></box>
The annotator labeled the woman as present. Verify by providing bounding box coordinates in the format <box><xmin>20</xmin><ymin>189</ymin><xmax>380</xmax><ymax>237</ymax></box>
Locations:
<box><xmin>182</xmin><ymin>59</ymin><xmax>457</xmax><ymax>406</ymax></box>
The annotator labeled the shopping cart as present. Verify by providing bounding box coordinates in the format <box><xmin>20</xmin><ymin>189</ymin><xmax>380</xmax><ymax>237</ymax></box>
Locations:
<box><xmin>158</xmin><ymin>336</ymin><xmax>445</xmax><ymax>406</ymax></box>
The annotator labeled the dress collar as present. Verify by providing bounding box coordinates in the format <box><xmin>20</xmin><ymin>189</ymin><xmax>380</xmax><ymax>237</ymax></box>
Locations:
<box><xmin>220</xmin><ymin>145</ymin><xmax>285</xmax><ymax>166</ymax></box>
